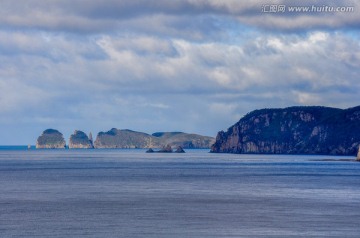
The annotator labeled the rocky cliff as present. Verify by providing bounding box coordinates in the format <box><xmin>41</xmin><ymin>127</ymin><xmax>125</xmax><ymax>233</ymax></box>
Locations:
<box><xmin>211</xmin><ymin>106</ymin><xmax>360</xmax><ymax>155</ymax></box>
<box><xmin>69</xmin><ymin>130</ymin><xmax>94</xmax><ymax>149</ymax></box>
<box><xmin>36</xmin><ymin>129</ymin><xmax>66</xmax><ymax>149</ymax></box>
<box><xmin>94</xmin><ymin>128</ymin><xmax>215</xmax><ymax>149</ymax></box>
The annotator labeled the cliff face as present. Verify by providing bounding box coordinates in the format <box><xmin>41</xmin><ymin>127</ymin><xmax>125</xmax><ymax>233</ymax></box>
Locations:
<box><xmin>211</xmin><ymin>106</ymin><xmax>360</xmax><ymax>155</ymax></box>
<box><xmin>94</xmin><ymin>129</ymin><xmax>215</xmax><ymax>149</ymax></box>
<box><xmin>69</xmin><ymin>130</ymin><xmax>94</xmax><ymax>149</ymax></box>
<box><xmin>36</xmin><ymin>129</ymin><xmax>66</xmax><ymax>149</ymax></box>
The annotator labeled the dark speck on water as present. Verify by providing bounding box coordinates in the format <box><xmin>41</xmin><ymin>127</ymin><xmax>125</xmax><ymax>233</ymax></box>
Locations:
<box><xmin>0</xmin><ymin>148</ymin><xmax>359</xmax><ymax>237</ymax></box>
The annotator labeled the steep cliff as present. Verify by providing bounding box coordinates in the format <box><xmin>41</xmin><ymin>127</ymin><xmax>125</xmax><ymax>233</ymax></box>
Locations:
<box><xmin>69</xmin><ymin>130</ymin><xmax>94</xmax><ymax>149</ymax></box>
<box><xmin>211</xmin><ymin>106</ymin><xmax>360</xmax><ymax>155</ymax></box>
<box><xmin>94</xmin><ymin>128</ymin><xmax>215</xmax><ymax>149</ymax></box>
<box><xmin>36</xmin><ymin>129</ymin><xmax>66</xmax><ymax>149</ymax></box>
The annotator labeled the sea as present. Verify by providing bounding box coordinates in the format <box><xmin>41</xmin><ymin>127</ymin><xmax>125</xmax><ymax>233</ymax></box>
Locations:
<box><xmin>0</xmin><ymin>147</ymin><xmax>359</xmax><ymax>237</ymax></box>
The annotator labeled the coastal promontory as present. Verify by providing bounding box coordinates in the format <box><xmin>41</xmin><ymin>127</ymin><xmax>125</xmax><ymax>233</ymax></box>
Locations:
<box><xmin>36</xmin><ymin>129</ymin><xmax>66</xmax><ymax>149</ymax></box>
<box><xmin>69</xmin><ymin>130</ymin><xmax>94</xmax><ymax>149</ymax></box>
<box><xmin>211</xmin><ymin>106</ymin><xmax>360</xmax><ymax>155</ymax></box>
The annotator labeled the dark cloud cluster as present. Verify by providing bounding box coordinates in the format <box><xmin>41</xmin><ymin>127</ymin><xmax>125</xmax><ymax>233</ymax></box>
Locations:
<box><xmin>1</xmin><ymin>0</ymin><xmax>359</xmax><ymax>34</ymax></box>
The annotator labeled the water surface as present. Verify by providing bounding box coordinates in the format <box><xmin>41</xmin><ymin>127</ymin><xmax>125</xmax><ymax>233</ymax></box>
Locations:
<box><xmin>0</xmin><ymin>149</ymin><xmax>359</xmax><ymax>237</ymax></box>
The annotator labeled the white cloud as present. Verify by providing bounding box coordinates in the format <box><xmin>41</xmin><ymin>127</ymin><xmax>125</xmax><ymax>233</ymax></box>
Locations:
<box><xmin>0</xmin><ymin>1</ymin><xmax>359</xmax><ymax>144</ymax></box>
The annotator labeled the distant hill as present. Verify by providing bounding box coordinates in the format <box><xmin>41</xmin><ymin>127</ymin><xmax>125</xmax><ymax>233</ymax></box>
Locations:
<box><xmin>94</xmin><ymin>129</ymin><xmax>160</xmax><ymax>148</ymax></box>
<box><xmin>94</xmin><ymin>128</ymin><xmax>215</xmax><ymax>149</ymax></box>
<box><xmin>211</xmin><ymin>106</ymin><xmax>360</xmax><ymax>155</ymax></box>
<box><xmin>152</xmin><ymin>132</ymin><xmax>215</xmax><ymax>148</ymax></box>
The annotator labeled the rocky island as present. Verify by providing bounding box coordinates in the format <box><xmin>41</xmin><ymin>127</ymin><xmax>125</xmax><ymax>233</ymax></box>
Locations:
<box><xmin>36</xmin><ymin>129</ymin><xmax>66</xmax><ymax>149</ymax></box>
<box><xmin>69</xmin><ymin>130</ymin><xmax>94</xmax><ymax>149</ymax></box>
<box><xmin>94</xmin><ymin>129</ymin><xmax>160</xmax><ymax>149</ymax></box>
<box><xmin>94</xmin><ymin>128</ymin><xmax>214</xmax><ymax>149</ymax></box>
<box><xmin>35</xmin><ymin>128</ymin><xmax>214</xmax><ymax>149</ymax></box>
<box><xmin>211</xmin><ymin>106</ymin><xmax>360</xmax><ymax>155</ymax></box>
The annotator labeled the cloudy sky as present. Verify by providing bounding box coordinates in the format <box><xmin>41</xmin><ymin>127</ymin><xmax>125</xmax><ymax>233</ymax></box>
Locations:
<box><xmin>0</xmin><ymin>0</ymin><xmax>359</xmax><ymax>144</ymax></box>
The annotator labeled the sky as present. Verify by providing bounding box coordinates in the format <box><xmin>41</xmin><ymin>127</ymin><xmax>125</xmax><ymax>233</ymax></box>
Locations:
<box><xmin>0</xmin><ymin>0</ymin><xmax>359</xmax><ymax>145</ymax></box>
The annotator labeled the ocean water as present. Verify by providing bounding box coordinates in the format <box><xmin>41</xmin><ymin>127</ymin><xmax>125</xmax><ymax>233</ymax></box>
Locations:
<box><xmin>0</xmin><ymin>149</ymin><xmax>359</xmax><ymax>237</ymax></box>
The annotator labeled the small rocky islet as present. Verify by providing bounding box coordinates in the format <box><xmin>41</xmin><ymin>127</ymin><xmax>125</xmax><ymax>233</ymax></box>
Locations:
<box><xmin>36</xmin><ymin>129</ymin><xmax>66</xmax><ymax>149</ymax></box>
<box><xmin>146</xmin><ymin>145</ymin><xmax>186</xmax><ymax>153</ymax></box>
<box><xmin>69</xmin><ymin>130</ymin><xmax>94</xmax><ymax>149</ymax></box>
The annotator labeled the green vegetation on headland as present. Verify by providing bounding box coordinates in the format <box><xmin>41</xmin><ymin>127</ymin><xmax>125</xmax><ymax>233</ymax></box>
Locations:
<box><xmin>211</xmin><ymin>105</ymin><xmax>360</xmax><ymax>156</ymax></box>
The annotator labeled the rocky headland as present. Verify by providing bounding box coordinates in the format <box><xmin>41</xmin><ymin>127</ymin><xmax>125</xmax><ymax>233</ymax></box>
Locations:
<box><xmin>36</xmin><ymin>129</ymin><xmax>66</xmax><ymax>149</ymax></box>
<box><xmin>69</xmin><ymin>130</ymin><xmax>94</xmax><ymax>149</ymax></box>
<box><xmin>211</xmin><ymin>106</ymin><xmax>360</xmax><ymax>155</ymax></box>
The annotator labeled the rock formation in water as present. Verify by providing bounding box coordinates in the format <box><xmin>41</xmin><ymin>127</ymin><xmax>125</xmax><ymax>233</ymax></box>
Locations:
<box><xmin>357</xmin><ymin>147</ymin><xmax>360</xmax><ymax>161</ymax></box>
<box><xmin>211</xmin><ymin>106</ymin><xmax>360</xmax><ymax>155</ymax></box>
<box><xmin>36</xmin><ymin>129</ymin><xmax>66</xmax><ymax>149</ymax></box>
<box><xmin>175</xmin><ymin>146</ymin><xmax>185</xmax><ymax>153</ymax></box>
<box><xmin>94</xmin><ymin>128</ymin><xmax>214</xmax><ymax>149</ymax></box>
<box><xmin>69</xmin><ymin>130</ymin><xmax>94</xmax><ymax>149</ymax></box>
<box><xmin>158</xmin><ymin>144</ymin><xmax>173</xmax><ymax>153</ymax></box>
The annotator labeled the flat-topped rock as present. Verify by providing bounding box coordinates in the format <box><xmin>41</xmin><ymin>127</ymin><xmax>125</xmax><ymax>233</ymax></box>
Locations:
<box><xmin>36</xmin><ymin>129</ymin><xmax>66</xmax><ymax>149</ymax></box>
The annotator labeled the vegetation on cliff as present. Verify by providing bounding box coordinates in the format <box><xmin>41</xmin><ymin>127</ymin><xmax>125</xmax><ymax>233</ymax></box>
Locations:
<box><xmin>211</xmin><ymin>106</ymin><xmax>360</xmax><ymax>155</ymax></box>
<box><xmin>36</xmin><ymin>129</ymin><xmax>66</xmax><ymax>149</ymax></box>
<box><xmin>69</xmin><ymin>130</ymin><xmax>94</xmax><ymax>149</ymax></box>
